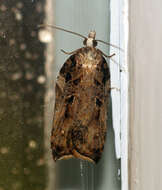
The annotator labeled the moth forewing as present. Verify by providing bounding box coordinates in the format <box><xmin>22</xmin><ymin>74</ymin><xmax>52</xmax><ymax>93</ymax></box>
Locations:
<box><xmin>51</xmin><ymin>45</ymin><xmax>111</xmax><ymax>163</ymax></box>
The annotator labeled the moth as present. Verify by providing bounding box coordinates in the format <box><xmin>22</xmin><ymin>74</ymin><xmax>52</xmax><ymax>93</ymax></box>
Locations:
<box><xmin>39</xmin><ymin>25</ymin><xmax>117</xmax><ymax>163</ymax></box>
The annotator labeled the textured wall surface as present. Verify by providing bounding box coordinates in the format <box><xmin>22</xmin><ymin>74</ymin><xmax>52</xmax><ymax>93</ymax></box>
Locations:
<box><xmin>0</xmin><ymin>1</ymin><xmax>46</xmax><ymax>190</ymax></box>
<box><xmin>129</xmin><ymin>0</ymin><xmax>162</xmax><ymax>189</ymax></box>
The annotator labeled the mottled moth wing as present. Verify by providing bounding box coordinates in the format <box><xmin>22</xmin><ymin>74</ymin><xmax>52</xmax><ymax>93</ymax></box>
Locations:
<box><xmin>51</xmin><ymin>47</ymin><xmax>110</xmax><ymax>163</ymax></box>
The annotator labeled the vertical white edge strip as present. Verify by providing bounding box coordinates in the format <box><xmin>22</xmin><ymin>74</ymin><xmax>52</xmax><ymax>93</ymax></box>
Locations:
<box><xmin>110</xmin><ymin>0</ymin><xmax>121</xmax><ymax>160</ymax></box>
<box><xmin>120</xmin><ymin>0</ymin><xmax>129</xmax><ymax>189</ymax></box>
<box><xmin>110</xmin><ymin>0</ymin><xmax>129</xmax><ymax>189</ymax></box>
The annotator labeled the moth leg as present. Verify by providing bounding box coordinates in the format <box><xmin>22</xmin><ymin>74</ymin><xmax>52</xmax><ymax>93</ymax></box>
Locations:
<box><xmin>55</xmin><ymin>83</ymin><xmax>63</xmax><ymax>93</ymax></box>
<box><xmin>110</xmin><ymin>87</ymin><xmax>120</xmax><ymax>91</ymax></box>
<box><xmin>61</xmin><ymin>49</ymin><xmax>78</xmax><ymax>55</ymax></box>
<box><xmin>109</xmin><ymin>58</ymin><xmax>126</xmax><ymax>72</ymax></box>
<box><xmin>100</xmin><ymin>51</ymin><xmax>116</xmax><ymax>58</ymax></box>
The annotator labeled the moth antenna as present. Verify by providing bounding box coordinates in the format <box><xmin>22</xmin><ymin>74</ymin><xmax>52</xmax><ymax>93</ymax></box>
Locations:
<box><xmin>61</xmin><ymin>49</ymin><xmax>78</xmax><ymax>55</ymax></box>
<box><xmin>38</xmin><ymin>24</ymin><xmax>123</xmax><ymax>51</ymax></box>
<box><xmin>96</xmin><ymin>39</ymin><xmax>124</xmax><ymax>52</ymax></box>
<box><xmin>38</xmin><ymin>24</ymin><xmax>87</xmax><ymax>39</ymax></box>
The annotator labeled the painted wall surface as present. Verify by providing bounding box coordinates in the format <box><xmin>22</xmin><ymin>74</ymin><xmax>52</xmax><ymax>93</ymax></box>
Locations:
<box><xmin>129</xmin><ymin>0</ymin><xmax>162</xmax><ymax>189</ymax></box>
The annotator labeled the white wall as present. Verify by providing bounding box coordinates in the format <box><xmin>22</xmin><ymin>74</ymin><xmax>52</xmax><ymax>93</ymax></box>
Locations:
<box><xmin>129</xmin><ymin>0</ymin><xmax>162</xmax><ymax>189</ymax></box>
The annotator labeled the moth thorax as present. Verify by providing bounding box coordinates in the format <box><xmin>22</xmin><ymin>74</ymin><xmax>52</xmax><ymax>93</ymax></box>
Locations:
<box><xmin>83</xmin><ymin>31</ymin><xmax>97</xmax><ymax>47</ymax></box>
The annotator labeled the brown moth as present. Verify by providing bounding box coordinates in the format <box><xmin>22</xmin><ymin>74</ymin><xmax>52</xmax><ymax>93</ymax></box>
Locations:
<box><xmin>40</xmin><ymin>25</ymin><xmax>115</xmax><ymax>164</ymax></box>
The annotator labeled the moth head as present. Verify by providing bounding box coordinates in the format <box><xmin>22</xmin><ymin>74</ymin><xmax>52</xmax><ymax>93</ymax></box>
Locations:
<box><xmin>88</xmin><ymin>31</ymin><xmax>96</xmax><ymax>39</ymax></box>
<box><xmin>83</xmin><ymin>31</ymin><xmax>98</xmax><ymax>48</ymax></box>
